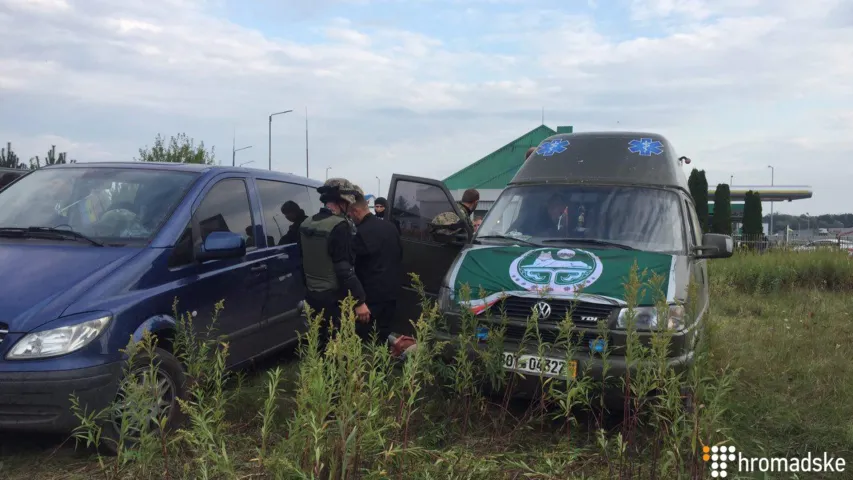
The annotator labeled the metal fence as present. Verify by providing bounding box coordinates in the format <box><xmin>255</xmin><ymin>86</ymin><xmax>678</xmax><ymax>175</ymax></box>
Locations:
<box><xmin>731</xmin><ymin>233</ymin><xmax>853</xmax><ymax>254</ymax></box>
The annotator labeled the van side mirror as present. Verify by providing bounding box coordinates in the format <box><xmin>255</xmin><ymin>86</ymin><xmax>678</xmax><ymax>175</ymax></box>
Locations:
<box><xmin>196</xmin><ymin>231</ymin><xmax>246</xmax><ymax>262</ymax></box>
<box><xmin>693</xmin><ymin>233</ymin><xmax>733</xmax><ymax>259</ymax></box>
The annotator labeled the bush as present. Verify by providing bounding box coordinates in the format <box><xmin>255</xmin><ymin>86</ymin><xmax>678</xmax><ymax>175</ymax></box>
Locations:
<box><xmin>712</xmin><ymin>183</ymin><xmax>732</xmax><ymax>235</ymax></box>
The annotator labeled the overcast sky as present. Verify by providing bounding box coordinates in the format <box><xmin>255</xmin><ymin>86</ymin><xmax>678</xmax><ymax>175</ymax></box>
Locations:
<box><xmin>1</xmin><ymin>0</ymin><xmax>851</xmax><ymax>215</ymax></box>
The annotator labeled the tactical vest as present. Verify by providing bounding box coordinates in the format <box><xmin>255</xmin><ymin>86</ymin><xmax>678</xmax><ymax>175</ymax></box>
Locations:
<box><xmin>300</xmin><ymin>214</ymin><xmax>347</xmax><ymax>292</ymax></box>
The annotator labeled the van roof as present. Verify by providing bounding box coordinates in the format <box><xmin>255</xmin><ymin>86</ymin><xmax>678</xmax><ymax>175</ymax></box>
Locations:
<box><xmin>510</xmin><ymin>131</ymin><xmax>689</xmax><ymax>192</ymax></box>
<box><xmin>39</xmin><ymin>161</ymin><xmax>322</xmax><ymax>187</ymax></box>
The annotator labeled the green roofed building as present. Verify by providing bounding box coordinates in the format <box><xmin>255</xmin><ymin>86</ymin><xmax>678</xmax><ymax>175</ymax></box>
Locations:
<box><xmin>443</xmin><ymin>124</ymin><xmax>573</xmax><ymax>217</ymax></box>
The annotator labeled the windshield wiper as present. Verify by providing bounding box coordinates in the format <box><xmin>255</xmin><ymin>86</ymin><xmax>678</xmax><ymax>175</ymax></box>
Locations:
<box><xmin>0</xmin><ymin>227</ymin><xmax>104</xmax><ymax>247</ymax></box>
<box><xmin>476</xmin><ymin>234</ymin><xmax>540</xmax><ymax>247</ymax></box>
<box><xmin>540</xmin><ymin>238</ymin><xmax>636</xmax><ymax>250</ymax></box>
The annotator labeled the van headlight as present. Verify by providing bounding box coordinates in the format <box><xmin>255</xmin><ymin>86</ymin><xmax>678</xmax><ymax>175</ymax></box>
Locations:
<box><xmin>7</xmin><ymin>314</ymin><xmax>112</xmax><ymax>360</ymax></box>
<box><xmin>616</xmin><ymin>305</ymin><xmax>684</xmax><ymax>331</ymax></box>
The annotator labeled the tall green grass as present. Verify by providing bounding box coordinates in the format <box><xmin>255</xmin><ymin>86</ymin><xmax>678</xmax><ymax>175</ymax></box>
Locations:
<box><xmin>53</xmin><ymin>265</ymin><xmax>738</xmax><ymax>479</ymax></box>
<box><xmin>712</xmin><ymin>249</ymin><xmax>853</xmax><ymax>293</ymax></box>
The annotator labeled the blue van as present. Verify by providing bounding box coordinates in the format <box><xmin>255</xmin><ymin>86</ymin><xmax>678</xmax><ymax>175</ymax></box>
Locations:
<box><xmin>0</xmin><ymin>162</ymin><xmax>319</xmax><ymax>442</ymax></box>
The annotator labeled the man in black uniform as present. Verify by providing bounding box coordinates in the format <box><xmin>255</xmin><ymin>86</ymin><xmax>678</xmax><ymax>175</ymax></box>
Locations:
<box><xmin>348</xmin><ymin>196</ymin><xmax>403</xmax><ymax>343</ymax></box>
<box><xmin>373</xmin><ymin>197</ymin><xmax>388</xmax><ymax>219</ymax></box>
<box><xmin>298</xmin><ymin>178</ymin><xmax>370</xmax><ymax>335</ymax></box>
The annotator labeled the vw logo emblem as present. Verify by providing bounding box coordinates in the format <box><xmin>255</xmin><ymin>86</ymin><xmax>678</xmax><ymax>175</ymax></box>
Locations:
<box><xmin>534</xmin><ymin>301</ymin><xmax>552</xmax><ymax>319</ymax></box>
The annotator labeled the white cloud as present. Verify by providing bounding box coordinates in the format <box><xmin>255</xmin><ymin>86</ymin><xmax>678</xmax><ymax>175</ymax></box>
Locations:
<box><xmin>0</xmin><ymin>0</ymin><xmax>850</xmax><ymax>214</ymax></box>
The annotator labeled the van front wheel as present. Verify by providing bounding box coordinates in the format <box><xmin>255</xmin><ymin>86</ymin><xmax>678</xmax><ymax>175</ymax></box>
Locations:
<box><xmin>99</xmin><ymin>347</ymin><xmax>187</xmax><ymax>456</ymax></box>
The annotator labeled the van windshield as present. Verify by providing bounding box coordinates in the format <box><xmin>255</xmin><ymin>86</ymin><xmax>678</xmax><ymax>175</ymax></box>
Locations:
<box><xmin>476</xmin><ymin>185</ymin><xmax>686</xmax><ymax>254</ymax></box>
<box><xmin>0</xmin><ymin>167</ymin><xmax>198</xmax><ymax>245</ymax></box>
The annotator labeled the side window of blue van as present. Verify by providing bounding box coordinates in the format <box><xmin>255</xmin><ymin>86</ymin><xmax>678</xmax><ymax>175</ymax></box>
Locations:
<box><xmin>195</xmin><ymin>178</ymin><xmax>255</xmax><ymax>247</ymax></box>
<box><xmin>170</xmin><ymin>178</ymin><xmax>255</xmax><ymax>267</ymax></box>
<box><xmin>256</xmin><ymin>180</ymin><xmax>311</xmax><ymax>246</ymax></box>
<box><xmin>170</xmin><ymin>222</ymin><xmax>194</xmax><ymax>267</ymax></box>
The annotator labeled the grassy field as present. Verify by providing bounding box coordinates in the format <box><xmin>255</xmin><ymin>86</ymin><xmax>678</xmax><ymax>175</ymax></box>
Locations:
<box><xmin>1</xmin><ymin>250</ymin><xmax>852</xmax><ymax>480</ymax></box>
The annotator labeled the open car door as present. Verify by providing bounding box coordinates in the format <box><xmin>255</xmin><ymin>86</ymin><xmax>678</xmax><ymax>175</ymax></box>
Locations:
<box><xmin>387</xmin><ymin>174</ymin><xmax>472</xmax><ymax>334</ymax></box>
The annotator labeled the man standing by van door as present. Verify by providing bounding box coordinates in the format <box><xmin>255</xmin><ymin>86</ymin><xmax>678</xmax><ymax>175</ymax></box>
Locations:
<box><xmin>373</xmin><ymin>197</ymin><xmax>387</xmax><ymax>218</ymax></box>
<box><xmin>298</xmin><ymin>178</ymin><xmax>370</xmax><ymax>337</ymax></box>
<box><xmin>348</xmin><ymin>197</ymin><xmax>403</xmax><ymax>343</ymax></box>
<box><xmin>430</xmin><ymin>188</ymin><xmax>479</xmax><ymax>236</ymax></box>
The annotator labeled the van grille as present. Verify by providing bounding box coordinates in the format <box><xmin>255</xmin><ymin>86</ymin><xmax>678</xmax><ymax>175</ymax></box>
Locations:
<box><xmin>0</xmin><ymin>322</ymin><xmax>7</xmax><ymax>345</ymax></box>
<box><xmin>487</xmin><ymin>297</ymin><xmax>617</xmax><ymax>326</ymax></box>
<box><xmin>478</xmin><ymin>319</ymin><xmax>606</xmax><ymax>352</ymax></box>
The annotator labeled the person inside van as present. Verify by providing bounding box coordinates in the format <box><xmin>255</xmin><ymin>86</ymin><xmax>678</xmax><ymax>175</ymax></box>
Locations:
<box><xmin>279</xmin><ymin>200</ymin><xmax>308</xmax><ymax>245</ymax></box>
<box><xmin>508</xmin><ymin>192</ymin><xmax>573</xmax><ymax>237</ymax></box>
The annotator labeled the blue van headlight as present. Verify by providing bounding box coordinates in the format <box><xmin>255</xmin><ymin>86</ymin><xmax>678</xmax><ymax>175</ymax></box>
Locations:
<box><xmin>6</xmin><ymin>314</ymin><xmax>112</xmax><ymax>360</ymax></box>
<box><xmin>616</xmin><ymin>305</ymin><xmax>684</xmax><ymax>330</ymax></box>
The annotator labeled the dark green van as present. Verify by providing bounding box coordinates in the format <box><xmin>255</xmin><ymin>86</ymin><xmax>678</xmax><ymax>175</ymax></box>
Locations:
<box><xmin>386</xmin><ymin>131</ymin><xmax>733</xmax><ymax>399</ymax></box>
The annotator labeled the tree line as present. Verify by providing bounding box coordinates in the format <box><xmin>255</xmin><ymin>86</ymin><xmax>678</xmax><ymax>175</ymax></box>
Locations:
<box><xmin>688</xmin><ymin>168</ymin><xmax>851</xmax><ymax>235</ymax></box>
<box><xmin>1</xmin><ymin>133</ymin><xmax>216</xmax><ymax>171</ymax></box>
<box><xmin>0</xmin><ymin>142</ymin><xmax>76</xmax><ymax>170</ymax></box>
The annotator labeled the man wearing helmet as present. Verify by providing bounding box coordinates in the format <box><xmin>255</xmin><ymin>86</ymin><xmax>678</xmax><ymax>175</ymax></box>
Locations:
<box><xmin>299</xmin><ymin>178</ymin><xmax>371</xmax><ymax>334</ymax></box>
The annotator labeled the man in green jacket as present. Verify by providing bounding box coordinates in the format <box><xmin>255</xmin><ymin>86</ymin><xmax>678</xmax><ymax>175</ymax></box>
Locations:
<box><xmin>430</xmin><ymin>188</ymin><xmax>479</xmax><ymax>236</ymax></box>
<box><xmin>298</xmin><ymin>178</ymin><xmax>370</xmax><ymax>335</ymax></box>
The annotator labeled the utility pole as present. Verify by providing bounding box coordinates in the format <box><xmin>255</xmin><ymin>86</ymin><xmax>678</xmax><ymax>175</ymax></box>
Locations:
<box><xmin>305</xmin><ymin>106</ymin><xmax>309</xmax><ymax>177</ymax></box>
<box><xmin>268</xmin><ymin>109</ymin><xmax>293</xmax><ymax>170</ymax></box>
<box><xmin>232</xmin><ymin>131</ymin><xmax>252</xmax><ymax>167</ymax></box>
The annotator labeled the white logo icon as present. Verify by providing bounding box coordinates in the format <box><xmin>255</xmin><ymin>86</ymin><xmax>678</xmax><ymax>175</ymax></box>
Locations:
<box><xmin>533</xmin><ymin>301</ymin><xmax>552</xmax><ymax>319</ymax></box>
<box><xmin>705</xmin><ymin>445</ymin><xmax>737</xmax><ymax>478</ymax></box>
<box><xmin>509</xmin><ymin>248</ymin><xmax>604</xmax><ymax>294</ymax></box>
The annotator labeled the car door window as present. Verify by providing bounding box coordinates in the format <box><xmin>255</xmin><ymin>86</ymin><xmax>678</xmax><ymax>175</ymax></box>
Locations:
<box><xmin>170</xmin><ymin>220</ymin><xmax>194</xmax><ymax>267</ymax></box>
<box><xmin>392</xmin><ymin>179</ymin><xmax>462</xmax><ymax>242</ymax></box>
<box><xmin>685</xmin><ymin>200</ymin><xmax>702</xmax><ymax>247</ymax></box>
<box><xmin>194</xmin><ymin>178</ymin><xmax>255</xmax><ymax>248</ymax></box>
<box><xmin>256</xmin><ymin>180</ymin><xmax>311</xmax><ymax>246</ymax></box>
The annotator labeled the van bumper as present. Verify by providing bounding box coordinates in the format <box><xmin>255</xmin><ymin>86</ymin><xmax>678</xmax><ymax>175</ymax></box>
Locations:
<box><xmin>434</xmin><ymin>326</ymin><xmax>695</xmax><ymax>400</ymax></box>
<box><xmin>0</xmin><ymin>362</ymin><xmax>123</xmax><ymax>432</ymax></box>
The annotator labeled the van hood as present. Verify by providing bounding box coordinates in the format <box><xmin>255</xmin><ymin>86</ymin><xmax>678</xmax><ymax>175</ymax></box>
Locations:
<box><xmin>0</xmin><ymin>244</ymin><xmax>140</xmax><ymax>332</ymax></box>
<box><xmin>447</xmin><ymin>244</ymin><xmax>682</xmax><ymax>313</ymax></box>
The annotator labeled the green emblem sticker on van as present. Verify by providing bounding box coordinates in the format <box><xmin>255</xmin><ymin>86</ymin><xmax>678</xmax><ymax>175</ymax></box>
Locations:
<box><xmin>448</xmin><ymin>245</ymin><xmax>678</xmax><ymax>308</ymax></box>
<box><xmin>510</xmin><ymin>248</ymin><xmax>602</xmax><ymax>293</ymax></box>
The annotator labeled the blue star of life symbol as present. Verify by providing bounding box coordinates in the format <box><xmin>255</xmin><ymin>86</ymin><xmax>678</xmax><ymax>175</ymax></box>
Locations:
<box><xmin>536</xmin><ymin>138</ymin><xmax>570</xmax><ymax>157</ymax></box>
<box><xmin>628</xmin><ymin>138</ymin><xmax>664</xmax><ymax>156</ymax></box>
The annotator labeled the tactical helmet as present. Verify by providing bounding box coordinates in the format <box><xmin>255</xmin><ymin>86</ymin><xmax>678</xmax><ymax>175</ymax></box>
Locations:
<box><xmin>317</xmin><ymin>178</ymin><xmax>364</xmax><ymax>205</ymax></box>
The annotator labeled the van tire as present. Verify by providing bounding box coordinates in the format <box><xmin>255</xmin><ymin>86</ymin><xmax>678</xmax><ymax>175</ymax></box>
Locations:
<box><xmin>98</xmin><ymin>347</ymin><xmax>187</xmax><ymax>456</ymax></box>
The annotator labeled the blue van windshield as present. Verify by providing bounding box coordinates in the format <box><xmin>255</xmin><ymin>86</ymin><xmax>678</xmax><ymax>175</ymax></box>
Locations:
<box><xmin>476</xmin><ymin>184</ymin><xmax>686</xmax><ymax>254</ymax></box>
<box><xmin>0</xmin><ymin>167</ymin><xmax>198</xmax><ymax>244</ymax></box>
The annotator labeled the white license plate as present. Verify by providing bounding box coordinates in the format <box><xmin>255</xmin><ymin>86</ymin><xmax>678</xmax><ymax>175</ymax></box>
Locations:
<box><xmin>502</xmin><ymin>352</ymin><xmax>577</xmax><ymax>378</ymax></box>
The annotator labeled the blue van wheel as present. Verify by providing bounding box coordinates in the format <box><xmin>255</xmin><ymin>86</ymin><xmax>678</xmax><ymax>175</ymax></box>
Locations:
<box><xmin>99</xmin><ymin>347</ymin><xmax>187</xmax><ymax>456</ymax></box>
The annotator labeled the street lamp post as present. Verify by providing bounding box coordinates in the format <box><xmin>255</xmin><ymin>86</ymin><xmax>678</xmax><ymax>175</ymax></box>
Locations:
<box><xmin>232</xmin><ymin>145</ymin><xmax>252</xmax><ymax>167</ymax></box>
<box><xmin>268</xmin><ymin>109</ymin><xmax>293</xmax><ymax>171</ymax></box>
<box><xmin>325</xmin><ymin>166</ymin><xmax>331</xmax><ymax>180</ymax></box>
<box><xmin>730</xmin><ymin>175</ymin><xmax>733</xmax><ymax>186</ymax></box>
<box><xmin>376</xmin><ymin>176</ymin><xmax>380</xmax><ymax>196</ymax></box>
<box><xmin>767</xmin><ymin>165</ymin><xmax>774</xmax><ymax>235</ymax></box>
